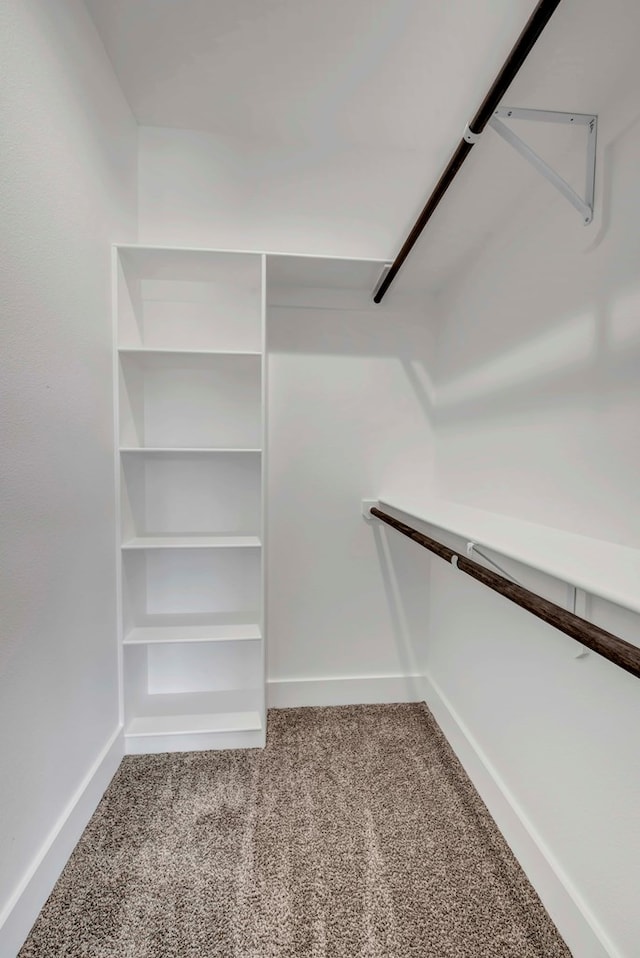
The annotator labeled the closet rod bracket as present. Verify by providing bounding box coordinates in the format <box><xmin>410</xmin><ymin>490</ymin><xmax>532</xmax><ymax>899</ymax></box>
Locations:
<box><xmin>361</xmin><ymin>499</ymin><xmax>379</xmax><ymax>521</ymax></box>
<box><xmin>489</xmin><ymin>107</ymin><xmax>597</xmax><ymax>224</ymax></box>
<box><xmin>372</xmin><ymin>264</ymin><xmax>393</xmax><ymax>302</ymax></box>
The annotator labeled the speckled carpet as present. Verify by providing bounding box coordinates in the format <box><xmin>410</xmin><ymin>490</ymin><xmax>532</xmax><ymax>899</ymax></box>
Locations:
<box><xmin>19</xmin><ymin>704</ymin><xmax>571</xmax><ymax>957</ymax></box>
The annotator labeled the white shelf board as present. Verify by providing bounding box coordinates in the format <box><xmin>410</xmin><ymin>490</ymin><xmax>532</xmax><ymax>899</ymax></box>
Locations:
<box><xmin>126</xmin><ymin>710</ymin><xmax>262</xmax><ymax>738</ymax></box>
<box><xmin>124</xmin><ymin>622</ymin><xmax>262</xmax><ymax>645</ymax></box>
<box><xmin>122</xmin><ymin>534</ymin><xmax>261</xmax><ymax>550</ymax></box>
<box><xmin>118</xmin><ymin>348</ymin><xmax>261</xmax><ymax>358</ymax></box>
<box><xmin>377</xmin><ymin>496</ymin><xmax>640</xmax><ymax>616</ymax></box>
<box><xmin>119</xmin><ymin>349</ymin><xmax>261</xmax><ymax>370</ymax></box>
<box><xmin>120</xmin><ymin>446</ymin><xmax>262</xmax><ymax>455</ymax></box>
<box><xmin>115</xmin><ymin>242</ymin><xmax>386</xmax><ymax>265</ymax></box>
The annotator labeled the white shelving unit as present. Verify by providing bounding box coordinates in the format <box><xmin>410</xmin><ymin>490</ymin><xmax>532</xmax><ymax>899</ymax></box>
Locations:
<box><xmin>114</xmin><ymin>246</ymin><xmax>267</xmax><ymax>753</ymax></box>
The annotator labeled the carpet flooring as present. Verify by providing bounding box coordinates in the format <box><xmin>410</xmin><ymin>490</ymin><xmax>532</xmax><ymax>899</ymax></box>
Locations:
<box><xmin>19</xmin><ymin>704</ymin><xmax>572</xmax><ymax>957</ymax></box>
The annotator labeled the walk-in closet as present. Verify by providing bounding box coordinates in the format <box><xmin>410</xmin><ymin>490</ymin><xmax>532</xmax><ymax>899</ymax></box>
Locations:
<box><xmin>2</xmin><ymin>1</ymin><xmax>639</xmax><ymax>956</ymax></box>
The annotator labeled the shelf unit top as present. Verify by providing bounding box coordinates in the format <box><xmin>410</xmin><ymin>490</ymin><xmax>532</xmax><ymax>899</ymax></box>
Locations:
<box><xmin>114</xmin><ymin>243</ymin><xmax>388</xmax><ymax>294</ymax></box>
<box><xmin>115</xmin><ymin>242</ymin><xmax>385</xmax><ymax>264</ymax></box>
<box><xmin>122</xmin><ymin>534</ymin><xmax>261</xmax><ymax>550</ymax></box>
<box><xmin>377</xmin><ymin>496</ymin><xmax>640</xmax><ymax>616</ymax></box>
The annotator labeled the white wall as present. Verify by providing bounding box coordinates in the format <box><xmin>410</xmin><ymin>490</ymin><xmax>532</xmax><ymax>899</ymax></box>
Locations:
<box><xmin>267</xmin><ymin>286</ymin><xmax>435</xmax><ymax>705</ymax></box>
<box><xmin>402</xmin><ymin>64</ymin><xmax>640</xmax><ymax>958</ymax></box>
<box><xmin>0</xmin><ymin>1</ymin><xmax>136</xmax><ymax>953</ymax></box>
<box><xmin>138</xmin><ymin>126</ymin><xmax>431</xmax><ymax>259</ymax></box>
<box><xmin>433</xmin><ymin>87</ymin><xmax>640</xmax><ymax>549</ymax></box>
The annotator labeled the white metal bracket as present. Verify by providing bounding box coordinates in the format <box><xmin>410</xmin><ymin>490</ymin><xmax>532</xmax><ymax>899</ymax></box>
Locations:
<box><xmin>466</xmin><ymin>541</ymin><xmax>522</xmax><ymax>585</ymax></box>
<box><xmin>567</xmin><ymin>584</ymin><xmax>591</xmax><ymax>659</ymax></box>
<box><xmin>489</xmin><ymin>107</ymin><xmax>597</xmax><ymax>225</ymax></box>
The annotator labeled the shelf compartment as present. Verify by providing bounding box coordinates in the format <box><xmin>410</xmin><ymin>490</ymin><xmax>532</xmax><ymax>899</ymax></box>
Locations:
<box><xmin>135</xmin><ymin>639</ymin><xmax>262</xmax><ymax>696</ymax></box>
<box><xmin>123</xmin><ymin>639</ymin><xmax>263</xmax><ymax>722</ymax></box>
<box><xmin>123</xmin><ymin>687</ymin><xmax>264</xmax><ymax>754</ymax></box>
<box><xmin>127</xmin><ymin>687</ymin><xmax>263</xmax><ymax>719</ymax></box>
<box><xmin>125</xmin><ymin>706</ymin><xmax>264</xmax><ymax>755</ymax></box>
<box><xmin>123</xmin><ymin>630</ymin><xmax>262</xmax><ymax>740</ymax></box>
<box><xmin>122</xmin><ymin>535</ymin><xmax>260</xmax><ymax>549</ymax></box>
<box><xmin>122</xmin><ymin>549</ymin><xmax>262</xmax><ymax>629</ymax></box>
<box><xmin>119</xmin><ymin>351</ymin><xmax>261</xmax><ymax>450</ymax></box>
<box><xmin>117</xmin><ymin>247</ymin><xmax>262</xmax><ymax>353</ymax></box>
<box><xmin>120</xmin><ymin>449</ymin><xmax>261</xmax><ymax>540</ymax></box>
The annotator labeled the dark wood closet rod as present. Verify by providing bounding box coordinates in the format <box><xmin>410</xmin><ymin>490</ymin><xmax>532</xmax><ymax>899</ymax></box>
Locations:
<box><xmin>373</xmin><ymin>0</ymin><xmax>563</xmax><ymax>304</ymax></box>
<box><xmin>370</xmin><ymin>507</ymin><xmax>640</xmax><ymax>681</ymax></box>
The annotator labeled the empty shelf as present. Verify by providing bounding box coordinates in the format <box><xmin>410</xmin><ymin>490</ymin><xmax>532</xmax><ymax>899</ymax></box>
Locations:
<box><xmin>122</xmin><ymin>534</ymin><xmax>261</xmax><ymax>550</ymax></box>
<box><xmin>124</xmin><ymin>622</ymin><xmax>262</xmax><ymax>645</ymax></box>
<box><xmin>119</xmin><ymin>348</ymin><xmax>261</xmax><ymax>358</ymax></box>
<box><xmin>126</xmin><ymin>710</ymin><xmax>262</xmax><ymax>738</ymax></box>
<box><xmin>120</xmin><ymin>446</ymin><xmax>261</xmax><ymax>454</ymax></box>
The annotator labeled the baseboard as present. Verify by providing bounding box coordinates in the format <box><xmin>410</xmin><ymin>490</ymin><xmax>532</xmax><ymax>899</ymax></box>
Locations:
<box><xmin>421</xmin><ymin>671</ymin><xmax>619</xmax><ymax>958</ymax></box>
<box><xmin>0</xmin><ymin>726</ymin><xmax>124</xmax><ymax>958</ymax></box>
<box><xmin>267</xmin><ymin>673</ymin><xmax>423</xmax><ymax>708</ymax></box>
<box><xmin>125</xmin><ymin>726</ymin><xmax>266</xmax><ymax>755</ymax></box>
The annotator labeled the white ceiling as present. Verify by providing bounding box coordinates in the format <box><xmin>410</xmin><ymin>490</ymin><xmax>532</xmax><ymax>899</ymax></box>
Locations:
<box><xmin>86</xmin><ymin>0</ymin><xmax>640</xmax><ymax>292</ymax></box>
<box><xmin>85</xmin><ymin>0</ymin><xmax>539</xmax><ymax>151</ymax></box>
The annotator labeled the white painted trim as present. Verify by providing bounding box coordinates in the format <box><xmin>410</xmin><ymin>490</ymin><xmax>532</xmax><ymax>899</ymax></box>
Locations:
<box><xmin>0</xmin><ymin>727</ymin><xmax>124</xmax><ymax>958</ymax></box>
<box><xmin>124</xmin><ymin>726</ymin><xmax>265</xmax><ymax>755</ymax></box>
<box><xmin>422</xmin><ymin>671</ymin><xmax>620</xmax><ymax>958</ymax></box>
<box><xmin>267</xmin><ymin>673</ymin><xmax>424</xmax><ymax>708</ymax></box>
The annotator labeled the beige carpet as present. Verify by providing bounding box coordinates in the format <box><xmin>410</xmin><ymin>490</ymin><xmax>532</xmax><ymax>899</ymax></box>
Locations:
<box><xmin>19</xmin><ymin>704</ymin><xmax>571</xmax><ymax>957</ymax></box>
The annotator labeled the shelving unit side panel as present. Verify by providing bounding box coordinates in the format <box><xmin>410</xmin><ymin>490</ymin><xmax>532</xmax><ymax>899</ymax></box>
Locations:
<box><xmin>113</xmin><ymin>247</ymin><xmax>126</xmax><ymax>726</ymax></box>
<box><xmin>259</xmin><ymin>253</ymin><xmax>268</xmax><ymax>728</ymax></box>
